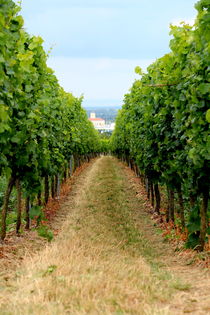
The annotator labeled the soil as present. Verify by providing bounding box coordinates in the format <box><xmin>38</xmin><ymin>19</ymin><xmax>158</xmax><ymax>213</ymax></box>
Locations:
<box><xmin>0</xmin><ymin>156</ymin><xmax>209</xmax><ymax>314</ymax></box>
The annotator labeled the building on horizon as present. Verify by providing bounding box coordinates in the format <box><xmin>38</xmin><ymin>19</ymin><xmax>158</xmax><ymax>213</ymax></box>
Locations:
<box><xmin>88</xmin><ymin>112</ymin><xmax>115</xmax><ymax>133</ymax></box>
<box><xmin>89</xmin><ymin>112</ymin><xmax>106</xmax><ymax>129</ymax></box>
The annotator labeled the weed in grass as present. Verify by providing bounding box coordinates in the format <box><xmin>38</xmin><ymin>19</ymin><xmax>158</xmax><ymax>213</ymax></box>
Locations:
<box><xmin>37</xmin><ymin>225</ymin><xmax>54</xmax><ymax>242</ymax></box>
<box><xmin>170</xmin><ymin>279</ymin><xmax>191</xmax><ymax>291</ymax></box>
<box><xmin>42</xmin><ymin>265</ymin><xmax>57</xmax><ymax>277</ymax></box>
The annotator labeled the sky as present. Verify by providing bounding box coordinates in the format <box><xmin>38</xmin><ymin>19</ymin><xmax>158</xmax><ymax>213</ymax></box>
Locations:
<box><xmin>17</xmin><ymin>0</ymin><xmax>197</xmax><ymax>107</ymax></box>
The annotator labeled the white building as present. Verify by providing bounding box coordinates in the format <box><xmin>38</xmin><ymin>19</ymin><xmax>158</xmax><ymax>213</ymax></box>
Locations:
<box><xmin>89</xmin><ymin>112</ymin><xmax>115</xmax><ymax>133</ymax></box>
<box><xmin>89</xmin><ymin>112</ymin><xmax>105</xmax><ymax>129</ymax></box>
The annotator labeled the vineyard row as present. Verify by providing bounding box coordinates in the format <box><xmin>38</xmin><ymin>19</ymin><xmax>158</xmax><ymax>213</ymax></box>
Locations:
<box><xmin>111</xmin><ymin>0</ymin><xmax>210</xmax><ymax>251</ymax></box>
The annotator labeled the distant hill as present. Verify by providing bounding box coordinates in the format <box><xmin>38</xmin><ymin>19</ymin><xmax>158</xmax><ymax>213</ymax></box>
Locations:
<box><xmin>85</xmin><ymin>106</ymin><xmax>121</xmax><ymax>123</ymax></box>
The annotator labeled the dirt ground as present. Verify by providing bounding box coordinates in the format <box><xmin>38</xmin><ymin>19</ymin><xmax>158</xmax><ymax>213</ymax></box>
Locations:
<box><xmin>122</xmin><ymin>162</ymin><xmax>210</xmax><ymax>315</ymax></box>
<box><xmin>0</xmin><ymin>156</ymin><xmax>209</xmax><ymax>314</ymax></box>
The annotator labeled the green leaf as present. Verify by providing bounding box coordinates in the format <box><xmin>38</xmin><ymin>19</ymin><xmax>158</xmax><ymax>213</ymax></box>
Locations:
<box><xmin>0</xmin><ymin>54</ymin><xmax>5</xmax><ymax>63</ymax></box>
<box><xmin>0</xmin><ymin>105</ymin><xmax>9</xmax><ymax>122</ymax></box>
<box><xmin>197</xmin><ymin>83</ymin><xmax>210</xmax><ymax>95</ymax></box>
<box><xmin>11</xmin><ymin>134</ymin><xmax>21</xmax><ymax>144</ymax></box>
<box><xmin>206</xmin><ymin>109</ymin><xmax>210</xmax><ymax>123</ymax></box>
<box><xmin>29</xmin><ymin>36</ymin><xmax>44</xmax><ymax>50</ymax></box>
<box><xmin>135</xmin><ymin>66</ymin><xmax>143</xmax><ymax>75</ymax></box>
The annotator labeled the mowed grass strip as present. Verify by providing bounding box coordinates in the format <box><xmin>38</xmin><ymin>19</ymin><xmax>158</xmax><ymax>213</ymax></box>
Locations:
<box><xmin>0</xmin><ymin>157</ymin><xmax>174</xmax><ymax>315</ymax></box>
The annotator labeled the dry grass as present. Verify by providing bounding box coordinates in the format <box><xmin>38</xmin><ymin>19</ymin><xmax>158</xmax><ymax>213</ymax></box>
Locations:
<box><xmin>0</xmin><ymin>157</ymin><xmax>172</xmax><ymax>315</ymax></box>
<box><xmin>0</xmin><ymin>157</ymin><xmax>209</xmax><ymax>315</ymax></box>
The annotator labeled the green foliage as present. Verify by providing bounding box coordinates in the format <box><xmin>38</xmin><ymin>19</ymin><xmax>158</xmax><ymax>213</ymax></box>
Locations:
<box><xmin>0</xmin><ymin>0</ymin><xmax>101</xmax><ymax>188</ymax></box>
<box><xmin>29</xmin><ymin>205</ymin><xmax>42</xmax><ymax>219</ymax></box>
<box><xmin>100</xmin><ymin>138</ymin><xmax>110</xmax><ymax>153</ymax></box>
<box><xmin>206</xmin><ymin>109</ymin><xmax>210</xmax><ymax>123</ymax></box>
<box><xmin>0</xmin><ymin>0</ymin><xmax>102</xmax><ymax>239</ymax></box>
<box><xmin>185</xmin><ymin>232</ymin><xmax>200</xmax><ymax>249</ymax></box>
<box><xmin>42</xmin><ymin>265</ymin><xmax>57</xmax><ymax>277</ymax></box>
<box><xmin>135</xmin><ymin>66</ymin><xmax>143</xmax><ymax>75</ymax></box>
<box><xmin>37</xmin><ymin>225</ymin><xmax>54</xmax><ymax>242</ymax></box>
<box><xmin>111</xmin><ymin>0</ymin><xmax>210</xmax><ymax>249</ymax></box>
<box><xmin>29</xmin><ymin>205</ymin><xmax>44</xmax><ymax>226</ymax></box>
<box><xmin>99</xmin><ymin>132</ymin><xmax>112</xmax><ymax>139</ymax></box>
<box><xmin>0</xmin><ymin>177</ymin><xmax>16</xmax><ymax>209</ymax></box>
<box><xmin>6</xmin><ymin>212</ymin><xmax>17</xmax><ymax>231</ymax></box>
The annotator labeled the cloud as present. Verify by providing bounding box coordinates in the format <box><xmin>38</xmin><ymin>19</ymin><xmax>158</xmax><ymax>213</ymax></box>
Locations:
<box><xmin>17</xmin><ymin>0</ymin><xmax>197</xmax><ymax>106</ymax></box>
<box><xmin>21</xmin><ymin>5</ymin><xmax>171</xmax><ymax>59</ymax></box>
<box><xmin>47</xmin><ymin>57</ymin><xmax>154</xmax><ymax>103</ymax></box>
<box><xmin>19</xmin><ymin>1</ymin><xmax>197</xmax><ymax>60</ymax></box>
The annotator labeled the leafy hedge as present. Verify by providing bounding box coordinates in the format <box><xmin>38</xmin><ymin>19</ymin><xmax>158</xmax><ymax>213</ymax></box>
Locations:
<box><xmin>0</xmin><ymin>0</ymin><xmax>101</xmax><ymax>239</ymax></box>
<box><xmin>111</xmin><ymin>0</ymin><xmax>210</xmax><ymax>251</ymax></box>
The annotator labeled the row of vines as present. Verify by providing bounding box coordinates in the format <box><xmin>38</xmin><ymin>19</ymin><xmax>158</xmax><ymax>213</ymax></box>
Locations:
<box><xmin>111</xmin><ymin>0</ymin><xmax>210</xmax><ymax>251</ymax></box>
<box><xmin>0</xmin><ymin>0</ymin><xmax>101</xmax><ymax>240</ymax></box>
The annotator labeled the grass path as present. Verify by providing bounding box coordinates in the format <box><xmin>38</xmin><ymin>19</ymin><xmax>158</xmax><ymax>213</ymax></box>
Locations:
<box><xmin>0</xmin><ymin>156</ymin><xmax>209</xmax><ymax>314</ymax></box>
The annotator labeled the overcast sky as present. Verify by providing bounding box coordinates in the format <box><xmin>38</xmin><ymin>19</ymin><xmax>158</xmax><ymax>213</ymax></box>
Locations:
<box><xmin>17</xmin><ymin>0</ymin><xmax>197</xmax><ymax>107</ymax></box>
